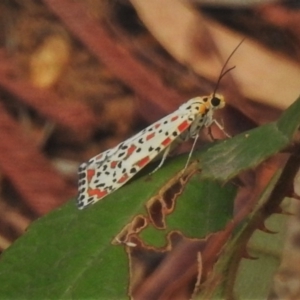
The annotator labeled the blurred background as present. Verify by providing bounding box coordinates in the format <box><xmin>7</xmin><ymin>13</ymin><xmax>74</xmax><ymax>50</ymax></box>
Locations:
<box><xmin>0</xmin><ymin>0</ymin><xmax>300</xmax><ymax>297</ymax></box>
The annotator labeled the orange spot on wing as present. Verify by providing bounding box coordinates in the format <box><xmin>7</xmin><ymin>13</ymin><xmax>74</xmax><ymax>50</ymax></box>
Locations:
<box><xmin>124</xmin><ymin>145</ymin><xmax>137</xmax><ymax>160</ymax></box>
<box><xmin>110</xmin><ymin>161</ymin><xmax>118</xmax><ymax>168</ymax></box>
<box><xmin>87</xmin><ymin>169</ymin><xmax>95</xmax><ymax>181</ymax></box>
<box><xmin>171</xmin><ymin>115</ymin><xmax>179</xmax><ymax>121</ymax></box>
<box><xmin>146</xmin><ymin>132</ymin><xmax>155</xmax><ymax>141</ymax></box>
<box><xmin>118</xmin><ymin>173</ymin><xmax>129</xmax><ymax>183</ymax></box>
<box><xmin>162</xmin><ymin>137</ymin><xmax>172</xmax><ymax>146</ymax></box>
<box><xmin>177</xmin><ymin>120</ymin><xmax>189</xmax><ymax>132</ymax></box>
<box><xmin>136</xmin><ymin>156</ymin><xmax>150</xmax><ymax>168</ymax></box>
<box><xmin>154</xmin><ymin>123</ymin><xmax>161</xmax><ymax>129</ymax></box>
<box><xmin>127</xmin><ymin>145</ymin><xmax>137</xmax><ymax>156</ymax></box>
<box><xmin>88</xmin><ymin>189</ymin><xmax>108</xmax><ymax>198</ymax></box>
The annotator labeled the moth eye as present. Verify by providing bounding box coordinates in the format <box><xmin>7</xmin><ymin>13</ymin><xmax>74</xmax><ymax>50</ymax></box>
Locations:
<box><xmin>211</xmin><ymin>97</ymin><xmax>221</xmax><ymax>107</ymax></box>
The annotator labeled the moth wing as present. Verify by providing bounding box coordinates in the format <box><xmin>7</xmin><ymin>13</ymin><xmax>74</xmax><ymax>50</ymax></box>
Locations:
<box><xmin>77</xmin><ymin>110</ymin><xmax>195</xmax><ymax>209</ymax></box>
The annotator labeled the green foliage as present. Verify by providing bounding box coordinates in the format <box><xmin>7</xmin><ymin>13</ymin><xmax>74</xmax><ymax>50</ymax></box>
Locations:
<box><xmin>0</xmin><ymin>97</ymin><xmax>299</xmax><ymax>299</ymax></box>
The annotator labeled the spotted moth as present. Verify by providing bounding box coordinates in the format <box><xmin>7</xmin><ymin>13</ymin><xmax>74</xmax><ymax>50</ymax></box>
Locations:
<box><xmin>77</xmin><ymin>93</ymin><xmax>228</xmax><ymax>209</ymax></box>
<box><xmin>77</xmin><ymin>41</ymin><xmax>243</xmax><ymax>209</ymax></box>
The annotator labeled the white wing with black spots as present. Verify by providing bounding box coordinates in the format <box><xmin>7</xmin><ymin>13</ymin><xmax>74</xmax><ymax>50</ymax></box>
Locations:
<box><xmin>77</xmin><ymin>94</ymin><xmax>226</xmax><ymax>209</ymax></box>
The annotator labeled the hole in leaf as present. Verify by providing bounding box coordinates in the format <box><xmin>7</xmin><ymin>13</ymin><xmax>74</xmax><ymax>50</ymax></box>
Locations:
<box><xmin>132</xmin><ymin>215</ymin><xmax>148</xmax><ymax>231</ymax></box>
<box><xmin>113</xmin><ymin>215</ymin><xmax>149</xmax><ymax>245</ymax></box>
<box><xmin>148</xmin><ymin>199</ymin><xmax>164</xmax><ymax>229</ymax></box>
<box><xmin>162</xmin><ymin>180</ymin><xmax>183</xmax><ymax>211</ymax></box>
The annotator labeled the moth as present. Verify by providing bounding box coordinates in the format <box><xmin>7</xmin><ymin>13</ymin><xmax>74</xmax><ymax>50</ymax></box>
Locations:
<box><xmin>77</xmin><ymin>41</ymin><xmax>242</xmax><ymax>209</ymax></box>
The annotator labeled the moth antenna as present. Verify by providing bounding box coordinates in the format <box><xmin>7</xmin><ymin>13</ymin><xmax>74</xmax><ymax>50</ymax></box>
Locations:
<box><xmin>213</xmin><ymin>38</ymin><xmax>245</xmax><ymax>97</ymax></box>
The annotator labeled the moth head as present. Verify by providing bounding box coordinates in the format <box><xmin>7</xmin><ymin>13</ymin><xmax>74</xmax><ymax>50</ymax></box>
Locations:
<box><xmin>182</xmin><ymin>94</ymin><xmax>225</xmax><ymax>114</ymax></box>
<box><xmin>208</xmin><ymin>93</ymin><xmax>225</xmax><ymax>110</ymax></box>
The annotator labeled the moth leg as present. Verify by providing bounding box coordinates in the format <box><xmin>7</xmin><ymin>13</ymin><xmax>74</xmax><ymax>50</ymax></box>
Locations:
<box><xmin>183</xmin><ymin>133</ymin><xmax>199</xmax><ymax>171</ymax></box>
<box><xmin>149</xmin><ymin>145</ymin><xmax>171</xmax><ymax>175</ymax></box>
<box><xmin>207</xmin><ymin>126</ymin><xmax>216</xmax><ymax>141</ymax></box>
<box><xmin>211</xmin><ymin>119</ymin><xmax>231</xmax><ymax>138</ymax></box>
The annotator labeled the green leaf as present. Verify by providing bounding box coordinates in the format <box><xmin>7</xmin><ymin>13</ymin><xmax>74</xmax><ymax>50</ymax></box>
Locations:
<box><xmin>195</xmin><ymin>211</ymin><xmax>288</xmax><ymax>300</ymax></box>
<box><xmin>199</xmin><ymin>95</ymin><xmax>300</xmax><ymax>181</ymax></box>
<box><xmin>140</xmin><ymin>179</ymin><xmax>236</xmax><ymax>247</ymax></box>
<box><xmin>234</xmin><ymin>213</ymin><xmax>286</xmax><ymax>299</ymax></box>
<box><xmin>0</xmin><ymin>96</ymin><xmax>299</xmax><ymax>299</ymax></box>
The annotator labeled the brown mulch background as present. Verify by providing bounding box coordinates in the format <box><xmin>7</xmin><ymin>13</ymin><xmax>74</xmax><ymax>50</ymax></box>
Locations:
<box><xmin>0</xmin><ymin>0</ymin><xmax>300</xmax><ymax>298</ymax></box>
